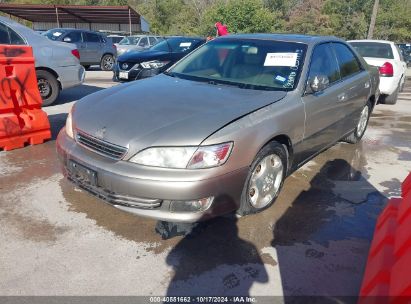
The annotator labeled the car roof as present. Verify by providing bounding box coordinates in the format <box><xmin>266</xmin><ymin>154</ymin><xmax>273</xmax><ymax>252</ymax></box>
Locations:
<box><xmin>218</xmin><ymin>33</ymin><xmax>343</xmax><ymax>45</ymax></box>
<box><xmin>348</xmin><ymin>39</ymin><xmax>394</xmax><ymax>44</ymax></box>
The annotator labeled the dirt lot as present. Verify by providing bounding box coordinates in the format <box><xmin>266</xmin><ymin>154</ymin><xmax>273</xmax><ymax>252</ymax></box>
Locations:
<box><xmin>1</xmin><ymin>69</ymin><xmax>411</xmax><ymax>300</ymax></box>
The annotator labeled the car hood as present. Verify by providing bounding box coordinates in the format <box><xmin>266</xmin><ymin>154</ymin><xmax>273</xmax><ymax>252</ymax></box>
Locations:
<box><xmin>73</xmin><ymin>74</ymin><xmax>287</xmax><ymax>157</ymax></box>
<box><xmin>117</xmin><ymin>50</ymin><xmax>170</xmax><ymax>63</ymax></box>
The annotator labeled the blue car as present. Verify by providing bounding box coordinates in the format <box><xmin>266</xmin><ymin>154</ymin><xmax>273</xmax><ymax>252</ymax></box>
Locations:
<box><xmin>113</xmin><ymin>36</ymin><xmax>205</xmax><ymax>81</ymax></box>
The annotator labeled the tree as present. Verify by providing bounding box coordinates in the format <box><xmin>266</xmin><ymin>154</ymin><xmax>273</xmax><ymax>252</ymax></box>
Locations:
<box><xmin>374</xmin><ymin>0</ymin><xmax>411</xmax><ymax>41</ymax></box>
<box><xmin>199</xmin><ymin>0</ymin><xmax>283</xmax><ymax>36</ymax></box>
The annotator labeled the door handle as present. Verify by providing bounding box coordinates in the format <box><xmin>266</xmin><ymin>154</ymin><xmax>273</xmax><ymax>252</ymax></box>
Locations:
<box><xmin>337</xmin><ymin>93</ymin><xmax>346</xmax><ymax>102</ymax></box>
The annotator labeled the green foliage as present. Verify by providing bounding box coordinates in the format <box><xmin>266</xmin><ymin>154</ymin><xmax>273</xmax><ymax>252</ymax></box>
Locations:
<box><xmin>374</xmin><ymin>0</ymin><xmax>411</xmax><ymax>41</ymax></box>
<box><xmin>200</xmin><ymin>0</ymin><xmax>283</xmax><ymax>36</ymax></box>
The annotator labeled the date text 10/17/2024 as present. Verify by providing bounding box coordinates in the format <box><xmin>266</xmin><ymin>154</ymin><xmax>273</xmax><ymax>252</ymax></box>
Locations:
<box><xmin>149</xmin><ymin>296</ymin><xmax>257</xmax><ymax>303</ymax></box>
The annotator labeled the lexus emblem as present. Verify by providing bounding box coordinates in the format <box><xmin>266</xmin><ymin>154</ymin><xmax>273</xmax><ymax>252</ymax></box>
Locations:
<box><xmin>122</xmin><ymin>63</ymin><xmax>128</xmax><ymax>69</ymax></box>
<box><xmin>95</xmin><ymin>127</ymin><xmax>106</xmax><ymax>140</ymax></box>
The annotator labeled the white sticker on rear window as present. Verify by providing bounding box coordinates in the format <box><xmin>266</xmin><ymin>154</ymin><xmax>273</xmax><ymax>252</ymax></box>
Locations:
<box><xmin>180</xmin><ymin>42</ymin><xmax>192</xmax><ymax>47</ymax></box>
<box><xmin>264</xmin><ymin>52</ymin><xmax>298</xmax><ymax>67</ymax></box>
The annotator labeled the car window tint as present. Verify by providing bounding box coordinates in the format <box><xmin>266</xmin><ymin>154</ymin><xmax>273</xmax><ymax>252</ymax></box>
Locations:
<box><xmin>0</xmin><ymin>23</ymin><xmax>10</xmax><ymax>44</ymax></box>
<box><xmin>85</xmin><ymin>32</ymin><xmax>100</xmax><ymax>43</ymax></box>
<box><xmin>308</xmin><ymin>43</ymin><xmax>340</xmax><ymax>84</ymax></box>
<box><xmin>349</xmin><ymin>42</ymin><xmax>394</xmax><ymax>59</ymax></box>
<box><xmin>64</xmin><ymin>31</ymin><xmax>82</xmax><ymax>43</ymax></box>
<box><xmin>9</xmin><ymin>28</ymin><xmax>25</xmax><ymax>45</ymax></box>
<box><xmin>149</xmin><ymin>37</ymin><xmax>157</xmax><ymax>45</ymax></box>
<box><xmin>332</xmin><ymin>43</ymin><xmax>362</xmax><ymax>78</ymax></box>
<box><xmin>139</xmin><ymin>37</ymin><xmax>148</xmax><ymax>47</ymax></box>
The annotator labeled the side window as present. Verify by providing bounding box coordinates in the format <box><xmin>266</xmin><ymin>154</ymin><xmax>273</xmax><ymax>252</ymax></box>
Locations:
<box><xmin>85</xmin><ymin>32</ymin><xmax>100</xmax><ymax>43</ymax></box>
<box><xmin>64</xmin><ymin>31</ymin><xmax>82</xmax><ymax>43</ymax></box>
<box><xmin>0</xmin><ymin>23</ymin><xmax>10</xmax><ymax>44</ymax></box>
<box><xmin>100</xmin><ymin>36</ymin><xmax>106</xmax><ymax>43</ymax></box>
<box><xmin>332</xmin><ymin>43</ymin><xmax>362</xmax><ymax>78</ymax></box>
<box><xmin>308</xmin><ymin>43</ymin><xmax>340</xmax><ymax>84</ymax></box>
<box><xmin>148</xmin><ymin>37</ymin><xmax>157</xmax><ymax>46</ymax></box>
<box><xmin>139</xmin><ymin>37</ymin><xmax>148</xmax><ymax>47</ymax></box>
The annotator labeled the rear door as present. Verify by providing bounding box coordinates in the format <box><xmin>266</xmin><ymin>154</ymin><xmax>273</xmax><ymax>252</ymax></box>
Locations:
<box><xmin>299</xmin><ymin>42</ymin><xmax>343</xmax><ymax>162</ymax></box>
<box><xmin>331</xmin><ymin>42</ymin><xmax>370</xmax><ymax>136</ymax></box>
<box><xmin>84</xmin><ymin>32</ymin><xmax>102</xmax><ymax>64</ymax></box>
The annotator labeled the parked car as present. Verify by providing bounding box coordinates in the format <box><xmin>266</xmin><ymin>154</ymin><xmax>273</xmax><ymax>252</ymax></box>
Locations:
<box><xmin>57</xmin><ymin>34</ymin><xmax>379</xmax><ymax>222</ymax></box>
<box><xmin>107</xmin><ymin>34</ymin><xmax>125</xmax><ymax>44</ymax></box>
<box><xmin>0</xmin><ymin>17</ymin><xmax>84</xmax><ymax>106</ymax></box>
<box><xmin>116</xmin><ymin>35</ymin><xmax>162</xmax><ymax>56</ymax></box>
<box><xmin>113</xmin><ymin>36</ymin><xmax>206</xmax><ymax>81</ymax></box>
<box><xmin>398</xmin><ymin>44</ymin><xmax>411</xmax><ymax>67</ymax></box>
<box><xmin>349</xmin><ymin>40</ymin><xmax>407</xmax><ymax>105</ymax></box>
<box><xmin>44</xmin><ymin>28</ymin><xmax>116</xmax><ymax>71</ymax></box>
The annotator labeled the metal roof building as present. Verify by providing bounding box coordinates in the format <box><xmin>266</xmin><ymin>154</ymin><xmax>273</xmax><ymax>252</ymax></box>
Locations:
<box><xmin>0</xmin><ymin>4</ymin><xmax>149</xmax><ymax>33</ymax></box>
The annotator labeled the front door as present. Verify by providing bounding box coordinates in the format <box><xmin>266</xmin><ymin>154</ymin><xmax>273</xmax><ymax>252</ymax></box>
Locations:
<box><xmin>298</xmin><ymin>42</ymin><xmax>343</xmax><ymax>164</ymax></box>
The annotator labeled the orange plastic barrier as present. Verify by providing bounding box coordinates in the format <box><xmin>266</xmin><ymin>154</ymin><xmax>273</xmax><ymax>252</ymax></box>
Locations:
<box><xmin>0</xmin><ymin>45</ymin><xmax>51</xmax><ymax>151</ymax></box>
<box><xmin>359</xmin><ymin>172</ymin><xmax>411</xmax><ymax>303</ymax></box>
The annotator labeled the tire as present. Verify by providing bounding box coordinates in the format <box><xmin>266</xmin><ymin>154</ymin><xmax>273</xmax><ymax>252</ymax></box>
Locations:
<box><xmin>237</xmin><ymin>141</ymin><xmax>287</xmax><ymax>216</ymax></box>
<box><xmin>100</xmin><ymin>54</ymin><xmax>114</xmax><ymax>71</ymax></box>
<box><xmin>36</xmin><ymin>70</ymin><xmax>60</xmax><ymax>107</ymax></box>
<box><xmin>343</xmin><ymin>100</ymin><xmax>371</xmax><ymax>144</ymax></box>
<box><xmin>381</xmin><ymin>84</ymin><xmax>399</xmax><ymax>105</ymax></box>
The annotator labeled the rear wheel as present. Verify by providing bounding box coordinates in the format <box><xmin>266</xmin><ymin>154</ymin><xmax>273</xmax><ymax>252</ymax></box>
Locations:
<box><xmin>344</xmin><ymin>100</ymin><xmax>371</xmax><ymax>144</ymax></box>
<box><xmin>237</xmin><ymin>142</ymin><xmax>287</xmax><ymax>216</ymax></box>
<box><xmin>381</xmin><ymin>84</ymin><xmax>399</xmax><ymax>105</ymax></box>
<box><xmin>100</xmin><ymin>54</ymin><xmax>114</xmax><ymax>71</ymax></box>
<box><xmin>36</xmin><ymin>70</ymin><xmax>60</xmax><ymax>106</ymax></box>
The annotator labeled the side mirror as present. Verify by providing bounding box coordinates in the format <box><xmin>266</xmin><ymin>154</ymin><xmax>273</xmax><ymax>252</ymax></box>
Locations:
<box><xmin>306</xmin><ymin>75</ymin><xmax>330</xmax><ymax>94</ymax></box>
<box><xmin>63</xmin><ymin>37</ymin><xmax>72</xmax><ymax>42</ymax></box>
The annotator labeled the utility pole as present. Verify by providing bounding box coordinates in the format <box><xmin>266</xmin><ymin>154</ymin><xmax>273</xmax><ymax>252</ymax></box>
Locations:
<box><xmin>367</xmin><ymin>0</ymin><xmax>379</xmax><ymax>39</ymax></box>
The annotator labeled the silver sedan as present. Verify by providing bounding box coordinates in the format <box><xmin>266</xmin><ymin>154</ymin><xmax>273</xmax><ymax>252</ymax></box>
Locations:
<box><xmin>57</xmin><ymin>34</ymin><xmax>379</xmax><ymax>222</ymax></box>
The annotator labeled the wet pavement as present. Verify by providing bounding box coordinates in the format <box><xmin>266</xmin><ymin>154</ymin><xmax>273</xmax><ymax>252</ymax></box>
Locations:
<box><xmin>1</xmin><ymin>70</ymin><xmax>411</xmax><ymax>300</ymax></box>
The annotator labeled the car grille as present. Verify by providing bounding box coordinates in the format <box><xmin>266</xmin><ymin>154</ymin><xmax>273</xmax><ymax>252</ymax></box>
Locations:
<box><xmin>67</xmin><ymin>174</ymin><xmax>162</xmax><ymax>209</ymax></box>
<box><xmin>76</xmin><ymin>131</ymin><xmax>128</xmax><ymax>160</ymax></box>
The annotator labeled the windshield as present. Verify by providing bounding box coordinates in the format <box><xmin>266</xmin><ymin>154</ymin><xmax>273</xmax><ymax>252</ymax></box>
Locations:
<box><xmin>350</xmin><ymin>42</ymin><xmax>394</xmax><ymax>59</ymax></box>
<box><xmin>150</xmin><ymin>39</ymin><xmax>170</xmax><ymax>52</ymax></box>
<box><xmin>44</xmin><ymin>29</ymin><xmax>66</xmax><ymax>41</ymax></box>
<box><xmin>119</xmin><ymin>36</ymin><xmax>140</xmax><ymax>45</ymax></box>
<box><xmin>169</xmin><ymin>38</ymin><xmax>307</xmax><ymax>91</ymax></box>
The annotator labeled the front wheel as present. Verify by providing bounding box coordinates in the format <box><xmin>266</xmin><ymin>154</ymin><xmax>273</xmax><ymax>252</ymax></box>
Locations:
<box><xmin>237</xmin><ymin>142</ymin><xmax>287</xmax><ymax>216</ymax></box>
<box><xmin>343</xmin><ymin>101</ymin><xmax>371</xmax><ymax>144</ymax></box>
<box><xmin>100</xmin><ymin>54</ymin><xmax>114</xmax><ymax>71</ymax></box>
<box><xmin>36</xmin><ymin>70</ymin><xmax>60</xmax><ymax>106</ymax></box>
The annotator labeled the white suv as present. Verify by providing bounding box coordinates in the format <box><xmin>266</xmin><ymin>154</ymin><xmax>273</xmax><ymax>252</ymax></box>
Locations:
<box><xmin>349</xmin><ymin>40</ymin><xmax>407</xmax><ymax>105</ymax></box>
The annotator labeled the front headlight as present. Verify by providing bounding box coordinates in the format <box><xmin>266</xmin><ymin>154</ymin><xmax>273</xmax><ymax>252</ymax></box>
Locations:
<box><xmin>65</xmin><ymin>107</ymin><xmax>74</xmax><ymax>139</ymax></box>
<box><xmin>140</xmin><ymin>60</ymin><xmax>169</xmax><ymax>69</ymax></box>
<box><xmin>129</xmin><ymin>142</ymin><xmax>233</xmax><ymax>169</ymax></box>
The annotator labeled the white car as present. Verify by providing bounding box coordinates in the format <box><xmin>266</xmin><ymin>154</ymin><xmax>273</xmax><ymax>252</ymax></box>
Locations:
<box><xmin>349</xmin><ymin>40</ymin><xmax>407</xmax><ymax>105</ymax></box>
<box><xmin>0</xmin><ymin>16</ymin><xmax>85</xmax><ymax>106</ymax></box>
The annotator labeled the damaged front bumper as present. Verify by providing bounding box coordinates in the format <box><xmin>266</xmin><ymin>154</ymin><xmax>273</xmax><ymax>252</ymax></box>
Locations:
<box><xmin>56</xmin><ymin>128</ymin><xmax>248</xmax><ymax>222</ymax></box>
